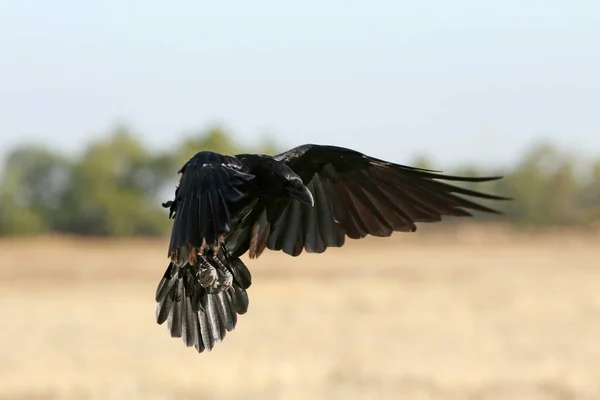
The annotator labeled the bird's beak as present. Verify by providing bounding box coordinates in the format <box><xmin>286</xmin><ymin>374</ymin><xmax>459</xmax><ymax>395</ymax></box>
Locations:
<box><xmin>289</xmin><ymin>182</ymin><xmax>315</xmax><ymax>207</ymax></box>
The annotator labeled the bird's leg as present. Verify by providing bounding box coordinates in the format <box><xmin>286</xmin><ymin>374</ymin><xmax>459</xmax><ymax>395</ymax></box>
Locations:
<box><xmin>195</xmin><ymin>246</ymin><xmax>233</xmax><ymax>291</ymax></box>
<box><xmin>212</xmin><ymin>256</ymin><xmax>233</xmax><ymax>290</ymax></box>
<box><xmin>197</xmin><ymin>254</ymin><xmax>218</xmax><ymax>288</ymax></box>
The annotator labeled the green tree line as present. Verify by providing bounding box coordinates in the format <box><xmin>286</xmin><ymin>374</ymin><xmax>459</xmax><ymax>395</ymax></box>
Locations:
<box><xmin>1</xmin><ymin>126</ymin><xmax>599</xmax><ymax>236</ymax></box>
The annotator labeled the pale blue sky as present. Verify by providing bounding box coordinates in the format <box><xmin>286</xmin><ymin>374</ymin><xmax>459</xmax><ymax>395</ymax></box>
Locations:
<box><xmin>1</xmin><ymin>0</ymin><xmax>599</xmax><ymax>168</ymax></box>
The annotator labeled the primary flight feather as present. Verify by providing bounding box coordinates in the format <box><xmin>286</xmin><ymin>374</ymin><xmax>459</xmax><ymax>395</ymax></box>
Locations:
<box><xmin>156</xmin><ymin>144</ymin><xmax>510</xmax><ymax>353</ymax></box>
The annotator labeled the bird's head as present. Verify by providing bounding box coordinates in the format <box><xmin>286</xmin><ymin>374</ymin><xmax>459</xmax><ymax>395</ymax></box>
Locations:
<box><xmin>284</xmin><ymin>176</ymin><xmax>315</xmax><ymax>207</ymax></box>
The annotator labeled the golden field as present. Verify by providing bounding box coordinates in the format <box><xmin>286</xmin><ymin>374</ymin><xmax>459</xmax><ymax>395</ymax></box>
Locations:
<box><xmin>1</xmin><ymin>224</ymin><xmax>599</xmax><ymax>400</ymax></box>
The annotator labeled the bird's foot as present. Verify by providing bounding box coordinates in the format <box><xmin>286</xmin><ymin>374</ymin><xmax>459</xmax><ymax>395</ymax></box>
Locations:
<box><xmin>197</xmin><ymin>253</ymin><xmax>233</xmax><ymax>291</ymax></box>
<box><xmin>199</xmin><ymin>266</ymin><xmax>218</xmax><ymax>287</ymax></box>
<box><xmin>197</xmin><ymin>256</ymin><xmax>219</xmax><ymax>287</ymax></box>
<box><xmin>213</xmin><ymin>257</ymin><xmax>233</xmax><ymax>290</ymax></box>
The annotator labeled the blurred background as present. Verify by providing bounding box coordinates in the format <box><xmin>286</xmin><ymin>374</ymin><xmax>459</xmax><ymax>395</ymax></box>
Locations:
<box><xmin>1</xmin><ymin>1</ymin><xmax>599</xmax><ymax>399</ymax></box>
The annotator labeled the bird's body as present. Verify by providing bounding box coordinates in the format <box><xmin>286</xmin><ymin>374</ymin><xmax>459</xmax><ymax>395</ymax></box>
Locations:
<box><xmin>156</xmin><ymin>144</ymin><xmax>510</xmax><ymax>353</ymax></box>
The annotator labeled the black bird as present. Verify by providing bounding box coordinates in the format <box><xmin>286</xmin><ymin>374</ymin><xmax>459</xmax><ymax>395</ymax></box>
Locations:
<box><xmin>156</xmin><ymin>144</ymin><xmax>509</xmax><ymax>353</ymax></box>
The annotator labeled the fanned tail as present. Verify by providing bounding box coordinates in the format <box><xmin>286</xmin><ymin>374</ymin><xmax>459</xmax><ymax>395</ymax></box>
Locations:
<box><xmin>155</xmin><ymin>247</ymin><xmax>251</xmax><ymax>353</ymax></box>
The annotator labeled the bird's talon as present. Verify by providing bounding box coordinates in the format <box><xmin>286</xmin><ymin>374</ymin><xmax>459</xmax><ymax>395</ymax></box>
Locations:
<box><xmin>199</xmin><ymin>266</ymin><xmax>218</xmax><ymax>287</ymax></box>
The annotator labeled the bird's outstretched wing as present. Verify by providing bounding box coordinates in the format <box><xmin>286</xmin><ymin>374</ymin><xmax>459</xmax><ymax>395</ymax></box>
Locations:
<box><xmin>226</xmin><ymin>144</ymin><xmax>510</xmax><ymax>258</ymax></box>
<box><xmin>163</xmin><ymin>151</ymin><xmax>254</xmax><ymax>263</ymax></box>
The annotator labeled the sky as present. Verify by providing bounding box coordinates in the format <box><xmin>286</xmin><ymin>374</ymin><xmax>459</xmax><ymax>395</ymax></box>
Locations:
<box><xmin>1</xmin><ymin>0</ymin><xmax>599</xmax><ymax>169</ymax></box>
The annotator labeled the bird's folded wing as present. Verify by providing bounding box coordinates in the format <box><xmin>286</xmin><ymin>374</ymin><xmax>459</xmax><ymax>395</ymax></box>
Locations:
<box><xmin>164</xmin><ymin>153</ymin><xmax>254</xmax><ymax>262</ymax></box>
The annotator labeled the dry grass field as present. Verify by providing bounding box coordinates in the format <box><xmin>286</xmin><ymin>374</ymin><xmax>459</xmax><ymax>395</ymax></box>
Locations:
<box><xmin>1</xmin><ymin>224</ymin><xmax>599</xmax><ymax>400</ymax></box>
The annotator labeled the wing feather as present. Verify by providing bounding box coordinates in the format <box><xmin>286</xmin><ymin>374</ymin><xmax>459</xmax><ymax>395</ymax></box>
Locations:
<box><xmin>164</xmin><ymin>151</ymin><xmax>254</xmax><ymax>261</ymax></box>
<box><xmin>229</xmin><ymin>144</ymin><xmax>510</xmax><ymax>258</ymax></box>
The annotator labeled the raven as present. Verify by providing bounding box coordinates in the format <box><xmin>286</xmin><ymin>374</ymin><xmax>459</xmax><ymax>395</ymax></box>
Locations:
<box><xmin>156</xmin><ymin>144</ymin><xmax>509</xmax><ymax>353</ymax></box>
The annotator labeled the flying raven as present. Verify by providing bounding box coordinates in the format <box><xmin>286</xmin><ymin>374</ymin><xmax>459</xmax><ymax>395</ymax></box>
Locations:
<box><xmin>156</xmin><ymin>144</ymin><xmax>509</xmax><ymax>353</ymax></box>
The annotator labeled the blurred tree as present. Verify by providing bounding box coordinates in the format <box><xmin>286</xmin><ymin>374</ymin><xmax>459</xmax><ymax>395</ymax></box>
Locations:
<box><xmin>59</xmin><ymin>126</ymin><xmax>173</xmax><ymax>236</ymax></box>
<box><xmin>577</xmin><ymin>159</ymin><xmax>600</xmax><ymax>225</ymax></box>
<box><xmin>1</xmin><ymin>125</ymin><xmax>599</xmax><ymax>236</ymax></box>
<box><xmin>541</xmin><ymin>159</ymin><xmax>580</xmax><ymax>225</ymax></box>
<box><xmin>176</xmin><ymin>125</ymin><xmax>240</xmax><ymax>166</ymax></box>
<box><xmin>256</xmin><ymin>135</ymin><xmax>281</xmax><ymax>156</ymax></box>
<box><xmin>0</xmin><ymin>145</ymin><xmax>70</xmax><ymax>234</ymax></box>
<box><xmin>176</xmin><ymin>126</ymin><xmax>282</xmax><ymax>164</ymax></box>
<box><xmin>487</xmin><ymin>142</ymin><xmax>561</xmax><ymax>226</ymax></box>
<box><xmin>410</xmin><ymin>155</ymin><xmax>436</xmax><ymax>171</ymax></box>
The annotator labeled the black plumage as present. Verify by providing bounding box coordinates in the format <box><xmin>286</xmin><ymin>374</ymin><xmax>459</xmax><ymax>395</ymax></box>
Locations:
<box><xmin>155</xmin><ymin>249</ymin><xmax>251</xmax><ymax>352</ymax></box>
<box><xmin>156</xmin><ymin>144</ymin><xmax>510</xmax><ymax>353</ymax></box>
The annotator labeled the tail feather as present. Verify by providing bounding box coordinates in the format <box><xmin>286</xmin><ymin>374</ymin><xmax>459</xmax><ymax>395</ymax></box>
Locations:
<box><xmin>167</xmin><ymin>281</ymin><xmax>184</xmax><ymax>338</ymax></box>
<box><xmin>205</xmin><ymin>294</ymin><xmax>226</xmax><ymax>343</ymax></box>
<box><xmin>182</xmin><ymin>296</ymin><xmax>199</xmax><ymax>348</ymax></box>
<box><xmin>155</xmin><ymin>250</ymin><xmax>251</xmax><ymax>353</ymax></box>
<box><xmin>215</xmin><ymin>291</ymin><xmax>235</xmax><ymax>332</ymax></box>
<box><xmin>229</xmin><ymin>284</ymin><xmax>250</xmax><ymax>314</ymax></box>
<box><xmin>198</xmin><ymin>307</ymin><xmax>214</xmax><ymax>352</ymax></box>
<box><xmin>223</xmin><ymin>290</ymin><xmax>238</xmax><ymax>328</ymax></box>
<box><xmin>225</xmin><ymin>256</ymin><xmax>252</xmax><ymax>290</ymax></box>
